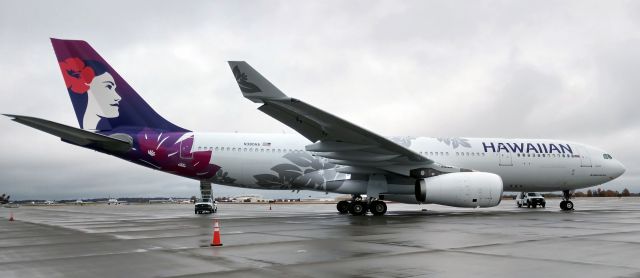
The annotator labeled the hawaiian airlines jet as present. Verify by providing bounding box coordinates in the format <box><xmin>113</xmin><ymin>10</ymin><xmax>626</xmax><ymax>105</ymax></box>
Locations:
<box><xmin>5</xmin><ymin>39</ymin><xmax>625</xmax><ymax>215</ymax></box>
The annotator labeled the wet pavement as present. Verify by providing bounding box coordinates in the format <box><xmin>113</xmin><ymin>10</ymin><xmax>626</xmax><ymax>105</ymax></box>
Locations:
<box><xmin>1</xmin><ymin>198</ymin><xmax>640</xmax><ymax>277</ymax></box>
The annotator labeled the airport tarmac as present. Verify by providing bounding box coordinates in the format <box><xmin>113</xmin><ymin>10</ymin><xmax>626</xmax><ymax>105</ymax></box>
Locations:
<box><xmin>1</xmin><ymin>198</ymin><xmax>640</xmax><ymax>278</ymax></box>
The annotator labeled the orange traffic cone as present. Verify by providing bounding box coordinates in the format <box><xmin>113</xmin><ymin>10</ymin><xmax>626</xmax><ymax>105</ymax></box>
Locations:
<box><xmin>210</xmin><ymin>220</ymin><xmax>223</xmax><ymax>246</ymax></box>
<box><xmin>9</xmin><ymin>212</ymin><xmax>14</xmax><ymax>221</ymax></box>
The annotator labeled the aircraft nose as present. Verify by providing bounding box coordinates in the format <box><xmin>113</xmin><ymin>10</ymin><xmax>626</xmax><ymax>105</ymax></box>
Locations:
<box><xmin>612</xmin><ymin>161</ymin><xmax>626</xmax><ymax>179</ymax></box>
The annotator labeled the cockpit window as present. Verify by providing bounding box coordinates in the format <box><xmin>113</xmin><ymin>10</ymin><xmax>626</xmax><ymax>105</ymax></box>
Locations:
<box><xmin>603</xmin><ymin>154</ymin><xmax>613</xmax><ymax>159</ymax></box>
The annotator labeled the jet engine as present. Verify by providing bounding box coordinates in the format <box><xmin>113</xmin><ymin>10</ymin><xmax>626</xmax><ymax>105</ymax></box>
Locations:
<box><xmin>414</xmin><ymin>172</ymin><xmax>503</xmax><ymax>207</ymax></box>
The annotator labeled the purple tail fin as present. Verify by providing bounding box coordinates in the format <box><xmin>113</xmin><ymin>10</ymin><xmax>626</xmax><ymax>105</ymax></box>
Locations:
<box><xmin>51</xmin><ymin>38</ymin><xmax>186</xmax><ymax>132</ymax></box>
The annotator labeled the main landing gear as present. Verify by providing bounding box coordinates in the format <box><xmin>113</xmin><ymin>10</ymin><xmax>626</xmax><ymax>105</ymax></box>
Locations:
<box><xmin>336</xmin><ymin>195</ymin><xmax>387</xmax><ymax>216</ymax></box>
<box><xmin>560</xmin><ymin>190</ymin><xmax>574</xmax><ymax>211</ymax></box>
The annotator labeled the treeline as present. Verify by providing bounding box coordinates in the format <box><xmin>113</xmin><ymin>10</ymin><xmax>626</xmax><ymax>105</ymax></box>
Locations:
<box><xmin>575</xmin><ymin>188</ymin><xmax>634</xmax><ymax>198</ymax></box>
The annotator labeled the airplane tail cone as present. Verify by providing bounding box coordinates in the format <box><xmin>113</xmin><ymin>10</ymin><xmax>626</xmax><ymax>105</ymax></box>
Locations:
<box><xmin>210</xmin><ymin>220</ymin><xmax>223</xmax><ymax>247</ymax></box>
<box><xmin>9</xmin><ymin>212</ymin><xmax>14</xmax><ymax>221</ymax></box>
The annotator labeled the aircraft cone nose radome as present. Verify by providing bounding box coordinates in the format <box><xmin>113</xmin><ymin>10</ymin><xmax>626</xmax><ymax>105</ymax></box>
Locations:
<box><xmin>617</xmin><ymin>161</ymin><xmax>626</xmax><ymax>177</ymax></box>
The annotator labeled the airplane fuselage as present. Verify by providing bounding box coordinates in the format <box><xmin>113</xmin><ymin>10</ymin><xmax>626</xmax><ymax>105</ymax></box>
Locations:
<box><xmin>105</xmin><ymin>130</ymin><xmax>625</xmax><ymax>197</ymax></box>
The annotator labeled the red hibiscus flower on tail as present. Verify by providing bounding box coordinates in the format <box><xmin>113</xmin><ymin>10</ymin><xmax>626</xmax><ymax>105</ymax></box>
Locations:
<box><xmin>59</xmin><ymin>58</ymin><xmax>95</xmax><ymax>94</ymax></box>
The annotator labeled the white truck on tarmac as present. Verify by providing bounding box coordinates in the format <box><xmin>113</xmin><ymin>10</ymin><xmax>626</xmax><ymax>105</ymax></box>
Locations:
<box><xmin>516</xmin><ymin>192</ymin><xmax>546</xmax><ymax>208</ymax></box>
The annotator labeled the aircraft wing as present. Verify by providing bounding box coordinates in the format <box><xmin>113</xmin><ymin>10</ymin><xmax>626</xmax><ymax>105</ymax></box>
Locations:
<box><xmin>4</xmin><ymin>114</ymin><xmax>132</xmax><ymax>153</ymax></box>
<box><xmin>228</xmin><ymin>62</ymin><xmax>432</xmax><ymax>172</ymax></box>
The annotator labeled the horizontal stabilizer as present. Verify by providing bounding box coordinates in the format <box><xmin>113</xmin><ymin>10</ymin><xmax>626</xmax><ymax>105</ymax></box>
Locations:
<box><xmin>4</xmin><ymin>114</ymin><xmax>132</xmax><ymax>153</ymax></box>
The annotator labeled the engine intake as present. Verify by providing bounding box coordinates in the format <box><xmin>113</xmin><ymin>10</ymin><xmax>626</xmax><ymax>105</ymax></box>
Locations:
<box><xmin>414</xmin><ymin>172</ymin><xmax>503</xmax><ymax>207</ymax></box>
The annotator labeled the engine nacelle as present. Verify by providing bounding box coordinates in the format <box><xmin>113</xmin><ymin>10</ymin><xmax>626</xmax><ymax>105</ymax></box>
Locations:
<box><xmin>414</xmin><ymin>172</ymin><xmax>503</xmax><ymax>207</ymax></box>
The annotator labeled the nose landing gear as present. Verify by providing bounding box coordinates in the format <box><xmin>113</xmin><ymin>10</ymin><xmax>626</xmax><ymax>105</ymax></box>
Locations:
<box><xmin>560</xmin><ymin>190</ymin><xmax>574</xmax><ymax>211</ymax></box>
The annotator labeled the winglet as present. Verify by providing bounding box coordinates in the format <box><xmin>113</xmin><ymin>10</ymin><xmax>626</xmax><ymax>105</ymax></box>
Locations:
<box><xmin>228</xmin><ymin>61</ymin><xmax>287</xmax><ymax>103</ymax></box>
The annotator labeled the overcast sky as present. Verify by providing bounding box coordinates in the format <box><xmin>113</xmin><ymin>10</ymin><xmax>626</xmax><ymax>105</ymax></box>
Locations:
<box><xmin>1</xmin><ymin>0</ymin><xmax>639</xmax><ymax>200</ymax></box>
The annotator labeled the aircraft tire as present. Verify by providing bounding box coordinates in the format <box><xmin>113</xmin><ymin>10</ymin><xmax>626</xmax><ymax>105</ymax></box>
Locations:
<box><xmin>337</xmin><ymin>201</ymin><xmax>350</xmax><ymax>214</ymax></box>
<box><xmin>565</xmin><ymin>201</ymin><xmax>574</xmax><ymax>210</ymax></box>
<box><xmin>370</xmin><ymin>201</ymin><xmax>387</xmax><ymax>216</ymax></box>
<box><xmin>560</xmin><ymin>201</ymin><xmax>567</xmax><ymax>210</ymax></box>
<box><xmin>349</xmin><ymin>201</ymin><xmax>367</xmax><ymax>216</ymax></box>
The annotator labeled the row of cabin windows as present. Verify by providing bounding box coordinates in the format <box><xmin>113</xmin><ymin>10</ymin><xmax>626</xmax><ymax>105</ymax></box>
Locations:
<box><xmin>416</xmin><ymin>151</ymin><xmax>573</xmax><ymax>158</ymax></box>
<box><xmin>419</xmin><ymin>151</ymin><xmax>448</xmax><ymax>156</ymax></box>
<box><xmin>196</xmin><ymin>146</ymin><xmax>304</xmax><ymax>153</ymax></box>
<box><xmin>516</xmin><ymin>153</ymin><xmax>574</xmax><ymax>158</ymax></box>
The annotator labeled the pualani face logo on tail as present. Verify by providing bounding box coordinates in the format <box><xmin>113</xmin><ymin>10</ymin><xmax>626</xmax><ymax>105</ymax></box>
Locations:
<box><xmin>232</xmin><ymin>65</ymin><xmax>261</xmax><ymax>93</ymax></box>
<box><xmin>58</xmin><ymin>58</ymin><xmax>121</xmax><ymax>130</ymax></box>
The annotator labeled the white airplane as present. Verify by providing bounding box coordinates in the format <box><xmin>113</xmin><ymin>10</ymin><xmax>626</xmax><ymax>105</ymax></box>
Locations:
<box><xmin>5</xmin><ymin>39</ymin><xmax>625</xmax><ymax>215</ymax></box>
<box><xmin>106</xmin><ymin>198</ymin><xmax>126</xmax><ymax>205</ymax></box>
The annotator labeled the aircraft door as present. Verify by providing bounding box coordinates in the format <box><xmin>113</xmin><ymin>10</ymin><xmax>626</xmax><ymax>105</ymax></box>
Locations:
<box><xmin>499</xmin><ymin>152</ymin><xmax>513</xmax><ymax>166</ymax></box>
<box><xmin>180</xmin><ymin>134</ymin><xmax>194</xmax><ymax>159</ymax></box>
<box><xmin>577</xmin><ymin>146</ymin><xmax>592</xmax><ymax>167</ymax></box>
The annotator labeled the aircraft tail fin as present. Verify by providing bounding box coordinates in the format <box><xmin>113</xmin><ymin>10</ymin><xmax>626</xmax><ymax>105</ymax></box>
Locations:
<box><xmin>227</xmin><ymin>61</ymin><xmax>288</xmax><ymax>103</ymax></box>
<box><xmin>51</xmin><ymin>38</ymin><xmax>185</xmax><ymax>132</ymax></box>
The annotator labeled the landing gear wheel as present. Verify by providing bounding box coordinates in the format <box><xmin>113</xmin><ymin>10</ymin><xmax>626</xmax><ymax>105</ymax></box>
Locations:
<box><xmin>337</xmin><ymin>201</ymin><xmax>350</xmax><ymax>214</ymax></box>
<box><xmin>565</xmin><ymin>201</ymin><xmax>573</xmax><ymax>210</ymax></box>
<box><xmin>560</xmin><ymin>190</ymin><xmax>574</xmax><ymax>211</ymax></box>
<box><xmin>349</xmin><ymin>201</ymin><xmax>367</xmax><ymax>216</ymax></box>
<box><xmin>369</xmin><ymin>201</ymin><xmax>387</xmax><ymax>216</ymax></box>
